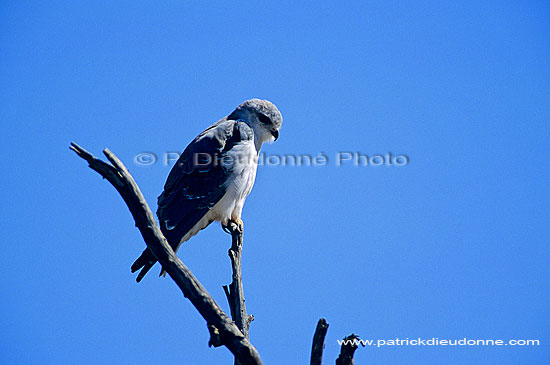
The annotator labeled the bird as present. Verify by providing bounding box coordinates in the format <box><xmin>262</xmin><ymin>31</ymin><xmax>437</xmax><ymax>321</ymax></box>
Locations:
<box><xmin>131</xmin><ymin>99</ymin><xmax>283</xmax><ymax>282</ymax></box>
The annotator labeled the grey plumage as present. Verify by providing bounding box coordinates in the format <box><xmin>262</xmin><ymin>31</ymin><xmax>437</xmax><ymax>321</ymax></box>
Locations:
<box><xmin>131</xmin><ymin>99</ymin><xmax>282</xmax><ymax>282</ymax></box>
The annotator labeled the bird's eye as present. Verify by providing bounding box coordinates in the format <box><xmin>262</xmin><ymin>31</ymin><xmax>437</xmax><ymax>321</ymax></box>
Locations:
<box><xmin>258</xmin><ymin>113</ymin><xmax>272</xmax><ymax>125</ymax></box>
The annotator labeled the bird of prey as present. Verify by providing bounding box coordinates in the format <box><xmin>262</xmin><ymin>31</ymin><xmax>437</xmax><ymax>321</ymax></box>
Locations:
<box><xmin>131</xmin><ymin>99</ymin><xmax>282</xmax><ymax>282</ymax></box>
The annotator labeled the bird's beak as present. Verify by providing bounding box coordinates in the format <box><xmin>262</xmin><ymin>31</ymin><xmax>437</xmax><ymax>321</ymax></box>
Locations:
<box><xmin>271</xmin><ymin>129</ymin><xmax>279</xmax><ymax>141</ymax></box>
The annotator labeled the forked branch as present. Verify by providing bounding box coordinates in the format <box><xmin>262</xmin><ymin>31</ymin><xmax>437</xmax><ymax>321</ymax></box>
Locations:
<box><xmin>70</xmin><ymin>142</ymin><xmax>262</xmax><ymax>365</ymax></box>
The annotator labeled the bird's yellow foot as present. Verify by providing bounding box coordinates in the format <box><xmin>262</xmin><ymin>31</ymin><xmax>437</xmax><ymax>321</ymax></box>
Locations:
<box><xmin>233</xmin><ymin>218</ymin><xmax>243</xmax><ymax>232</ymax></box>
<box><xmin>222</xmin><ymin>218</ymin><xmax>243</xmax><ymax>234</ymax></box>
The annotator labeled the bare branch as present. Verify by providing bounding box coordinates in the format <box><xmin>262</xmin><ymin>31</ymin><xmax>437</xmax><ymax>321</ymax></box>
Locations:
<box><xmin>222</xmin><ymin>222</ymin><xmax>254</xmax><ymax>340</ymax></box>
<box><xmin>70</xmin><ymin>142</ymin><xmax>263</xmax><ymax>365</ymax></box>
<box><xmin>310</xmin><ymin>318</ymin><xmax>329</xmax><ymax>365</ymax></box>
<box><xmin>222</xmin><ymin>222</ymin><xmax>255</xmax><ymax>365</ymax></box>
<box><xmin>335</xmin><ymin>334</ymin><xmax>360</xmax><ymax>365</ymax></box>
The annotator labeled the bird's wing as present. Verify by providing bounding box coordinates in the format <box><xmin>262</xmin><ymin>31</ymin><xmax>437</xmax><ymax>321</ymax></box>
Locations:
<box><xmin>132</xmin><ymin>119</ymin><xmax>254</xmax><ymax>282</ymax></box>
<box><xmin>157</xmin><ymin>118</ymin><xmax>254</xmax><ymax>246</ymax></box>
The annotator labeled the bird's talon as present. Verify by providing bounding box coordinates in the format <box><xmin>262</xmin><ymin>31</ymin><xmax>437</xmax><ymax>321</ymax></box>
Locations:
<box><xmin>232</xmin><ymin>218</ymin><xmax>243</xmax><ymax>233</ymax></box>
<box><xmin>222</xmin><ymin>224</ymin><xmax>232</xmax><ymax>234</ymax></box>
<box><xmin>222</xmin><ymin>219</ymin><xmax>243</xmax><ymax>234</ymax></box>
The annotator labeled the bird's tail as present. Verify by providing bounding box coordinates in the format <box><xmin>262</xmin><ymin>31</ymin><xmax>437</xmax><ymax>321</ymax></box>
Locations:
<box><xmin>131</xmin><ymin>218</ymin><xmax>195</xmax><ymax>282</ymax></box>
<box><xmin>131</xmin><ymin>248</ymin><xmax>156</xmax><ymax>283</ymax></box>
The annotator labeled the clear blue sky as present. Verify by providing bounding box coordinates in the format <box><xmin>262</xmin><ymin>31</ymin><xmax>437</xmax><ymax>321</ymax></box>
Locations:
<box><xmin>1</xmin><ymin>1</ymin><xmax>549</xmax><ymax>364</ymax></box>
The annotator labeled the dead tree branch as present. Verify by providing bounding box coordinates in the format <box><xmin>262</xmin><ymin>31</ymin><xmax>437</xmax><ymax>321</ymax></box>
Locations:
<box><xmin>310</xmin><ymin>318</ymin><xmax>329</xmax><ymax>365</ymax></box>
<box><xmin>223</xmin><ymin>222</ymin><xmax>254</xmax><ymax>341</ymax></box>
<box><xmin>70</xmin><ymin>142</ymin><xmax>262</xmax><ymax>365</ymax></box>
<box><xmin>335</xmin><ymin>334</ymin><xmax>360</xmax><ymax>365</ymax></box>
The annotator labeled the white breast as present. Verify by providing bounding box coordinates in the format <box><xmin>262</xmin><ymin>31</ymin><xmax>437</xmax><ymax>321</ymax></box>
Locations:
<box><xmin>215</xmin><ymin>139</ymin><xmax>258</xmax><ymax>223</ymax></box>
<box><xmin>178</xmin><ymin>140</ymin><xmax>258</xmax><ymax>245</ymax></box>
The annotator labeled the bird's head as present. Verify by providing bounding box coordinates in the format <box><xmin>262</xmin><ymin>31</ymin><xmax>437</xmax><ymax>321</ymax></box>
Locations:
<box><xmin>228</xmin><ymin>99</ymin><xmax>282</xmax><ymax>144</ymax></box>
